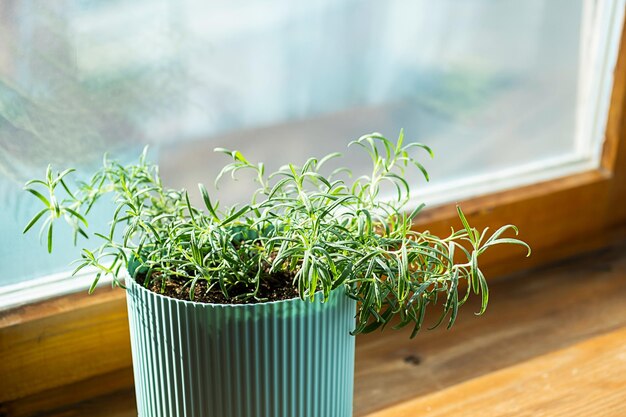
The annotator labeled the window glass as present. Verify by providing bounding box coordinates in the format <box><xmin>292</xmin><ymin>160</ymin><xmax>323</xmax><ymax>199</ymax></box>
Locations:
<box><xmin>0</xmin><ymin>0</ymin><xmax>594</xmax><ymax>287</ymax></box>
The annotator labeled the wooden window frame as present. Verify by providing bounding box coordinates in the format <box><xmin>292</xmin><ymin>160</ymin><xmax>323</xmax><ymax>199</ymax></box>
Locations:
<box><xmin>2</xmin><ymin>20</ymin><xmax>626</xmax><ymax>416</ymax></box>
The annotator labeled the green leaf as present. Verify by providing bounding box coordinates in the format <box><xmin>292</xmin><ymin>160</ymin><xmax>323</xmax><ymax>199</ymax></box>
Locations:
<box><xmin>213</xmin><ymin>147</ymin><xmax>231</xmax><ymax>154</ymax></box>
<box><xmin>410</xmin><ymin>300</ymin><xmax>427</xmax><ymax>338</ymax></box>
<box><xmin>59</xmin><ymin>179</ymin><xmax>77</xmax><ymax>200</ymax></box>
<box><xmin>319</xmin><ymin>195</ymin><xmax>357</xmax><ymax>219</ymax></box>
<box><xmin>348</xmin><ymin>139</ymin><xmax>377</xmax><ymax>163</ymax></box>
<box><xmin>475</xmin><ymin>268</ymin><xmax>489</xmax><ymax>315</ymax></box>
<box><xmin>302</xmin><ymin>172</ymin><xmax>331</xmax><ymax>189</ymax></box>
<box><xmin>398</xmin><ymin>244</ymin><xmax>409</xmax><ymax>301</ymax></box>
<box><xmin>23</xmin><ymin>209</ymin><xmax>48</xmax><ymax>234</ymax></box>
<box><xmin>220</xmin><ymin>205</ymin><xmax>251</xmax><ymax>226</ymax></box>
<box><xmin>360</xmin><ymin>307</ymin><xmax>394</xmax><ymax>334</ymax></box>
<box><xmin>93</xmin><ymin>232</ymin><xmax>112</xmax><ymax>242</ymax></box>
<box><xmin>25</xmin><ymin>188</ymin><xmax>51</xmax><ymax>208</ymax></box>
<box><xmin>24</xmin><ymin>179</ymin><xmax>47</xmax><ymax>187</ymax></box>
<box><xmin>89</xmin><ymin>272</ymin><xmax>102</xmax><ymax>294</ymax></box>
<box><xmin>332</xmin><ymin>263</ymin><xmax>352</xmax><ymax>290</ymax></box>
<box><xmin>71</xmin><ymin>261</ymin><xmax>89</xmax><ymax>276</ymax></box>
<box><xmin>198</xmin><ymin>183</ymin><xmax>219</xmax><ymax>220</ymax></box>
<box><xmin>46</xmin><ymin>164</ymin><xmax>53</xmax><ymax>183</ymax></box>
<box><xmin>268</xmin><ymin>178</ymin><xmax>291</xmax><ymax>200</ymax></box>
<box><xmin>189</xmin><ymin>276</ymin><xmax>199</xmax><ymax>300</ymax></box>
<box><xmin>53</xmin><ymin>168</ymin><xmax>76</xmax><ymax>186</ymax></box>
<box><xmin>456</xmin><ymin>205</ymin><xmax>473</xmax><ymax>237</ymax></box>
<box><xmin>407</xmin><ymin>203</ymin><xmax>425</xmax><ymax>222</ymax></box>
<box><xmin>317</xmin><ymin>152</ymin><xmax>342</xmax><ymax>169</ymax></box>
<box><xmin>383</xmin><ymin>172</ymin><xmax>410</xmax><ymax>198</ymax></box>
<box><xmin>233</xmin><ymin>150</ymin><xmax>249</xmax><ymax>164</ymax></box>
<box><xmin>484</xmin><ymin>224</ymin><xmax>516</xmax><ymax>244</ymax></box>
<box><xmin>481</xmin><ymin>238</ymin><xmax>532</xmax><ymax>257</ymax></box>
<box><xmin>411</xmin><ymin>161</ymin><xmax>430</xmax><ymax>182</ymax></box>
<box><xmin>308</xmin><ymin>263</ymin><xmax>319</xmax><ymax>302</ymax></box>
<box><xmin>404</xmin><ymin>141</ymin><xmax>434</xmax><ymax>158</ymax></box>
<box><xmin>47</xmin><ymin>223</ymin><xmax>53</xmax><ymax>253</ymax></box>
<box><xmin>395</xmin><ymin>128</ymin><xmax>405</xmax><ymax>152</ymax></box>
<box><xmin>65</xmin><ymin>208</ymin><xmax>88</xmax><ymax>228</ymax></box>
<box><xmin>470</xmin><ymin>252</ymin><xmax>479</xmax><ymax>293</ymax></box>
<box><xmin>185</xmin><ymin>191</ymin><xmax>197</xmax><ymax>226</ymax></box>
<box><xmin>440</xmin><ymin>269</ymin><xmax>460</xmax><ymax>329</ymax></box>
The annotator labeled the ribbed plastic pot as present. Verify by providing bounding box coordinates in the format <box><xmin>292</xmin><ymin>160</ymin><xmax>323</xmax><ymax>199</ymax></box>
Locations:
<box><xmin>125</xmin><ymin>278</ymin><xmax>356</xmax><ymax>417</ymax></box>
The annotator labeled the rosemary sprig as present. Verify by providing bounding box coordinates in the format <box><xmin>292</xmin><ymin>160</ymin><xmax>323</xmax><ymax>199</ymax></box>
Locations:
<box><xmin>24</xmin><ymin>131</ymin><xmax>530</xmax><ymax>336</ymax></box>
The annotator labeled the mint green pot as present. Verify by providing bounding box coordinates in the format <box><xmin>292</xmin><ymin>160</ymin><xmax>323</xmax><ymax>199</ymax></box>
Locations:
<box><xmin>126</xmin><ymin>278</ymin><xmax>356</xmax><ymax>417</ymax></box>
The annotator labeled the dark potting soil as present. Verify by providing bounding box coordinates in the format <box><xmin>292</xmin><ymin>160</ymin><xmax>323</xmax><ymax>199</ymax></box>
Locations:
<box><xmin>138</xmin><ymin>272</ymin><xmax>300</xmax><ymax>305</ymax></box>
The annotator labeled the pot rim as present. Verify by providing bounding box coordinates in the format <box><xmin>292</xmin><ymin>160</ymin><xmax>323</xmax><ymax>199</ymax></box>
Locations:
<box><xmin>125</xmin><ymin>276</ymin><xmax>339</xmax><ymax>309</ymax></box>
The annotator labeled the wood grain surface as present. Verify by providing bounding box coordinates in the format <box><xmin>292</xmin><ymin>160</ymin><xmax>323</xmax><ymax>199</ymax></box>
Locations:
<box><xmin>0</xmin><ymin>286</ymin><xmax>131</xmax><ymax>404</ymax></box>
<box><xmin>4</xmin><ymin>241</ymin><xmax>626</xmax><ymax>417</ymax></box>
<box><xmin>367</xmin><ymin>328</ymin><xmax>626</xmax><ymax>417</ymax></box>
<box><xmin>353</xmin><ymin>242</ymin><xmax>626</xmax><ymax>416</ymax></box>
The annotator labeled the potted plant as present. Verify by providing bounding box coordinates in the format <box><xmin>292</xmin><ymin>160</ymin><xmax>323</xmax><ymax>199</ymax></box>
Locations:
<box><xmin>24</xmin><ymin>131</ymin><xmax>529</xmax><ymax>417</ymax></box>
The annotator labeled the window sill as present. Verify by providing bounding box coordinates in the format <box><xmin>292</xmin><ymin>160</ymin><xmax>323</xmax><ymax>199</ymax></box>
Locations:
<box><xmin>4</xmin><ymin>239</ymin><xmax>626</xmax><ymax>416</ymax></box>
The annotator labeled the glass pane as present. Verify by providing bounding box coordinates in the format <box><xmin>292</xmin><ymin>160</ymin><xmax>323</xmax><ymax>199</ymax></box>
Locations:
<box><xmin>0</xmin><ymin>0</ymin><xmax>593</xmax><ymax>287</ymax></box>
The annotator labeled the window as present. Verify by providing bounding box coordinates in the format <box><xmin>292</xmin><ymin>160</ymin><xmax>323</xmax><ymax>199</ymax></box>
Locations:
<box><xmin>0</xmin><ymin>0</ymin><xmax>624</xmax><ymax>303</ymax></box>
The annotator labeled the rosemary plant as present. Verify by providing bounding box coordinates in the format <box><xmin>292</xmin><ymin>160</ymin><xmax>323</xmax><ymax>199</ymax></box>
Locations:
<box><xmin>24</xmin><ymin>131</ymin><xmax>529</xmax><ymax>337</ymax></box>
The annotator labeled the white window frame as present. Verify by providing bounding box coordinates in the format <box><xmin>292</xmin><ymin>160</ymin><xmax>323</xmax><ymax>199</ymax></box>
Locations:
<box><xmin>409</xmin><ymin>0</ymin><xmax>625</xmax><ymax>209</ymax></box>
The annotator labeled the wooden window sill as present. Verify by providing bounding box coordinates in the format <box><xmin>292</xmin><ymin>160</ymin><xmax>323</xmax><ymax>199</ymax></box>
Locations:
<box><xmin>4</xmin><ymin>240</ymin><xmax>626</xmax><ymax>417</ymax></box>
<box><xmin>370</xmin><ymin>328</ymin><xmax>626</xmax><ymax>416</ymax></box>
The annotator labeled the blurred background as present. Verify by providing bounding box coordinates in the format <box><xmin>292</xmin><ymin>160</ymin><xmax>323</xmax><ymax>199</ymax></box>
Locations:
<box><xmin>0</xmin><ymin>0</ymin><xmax>618</xmax><ymax>291</ymax></box>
